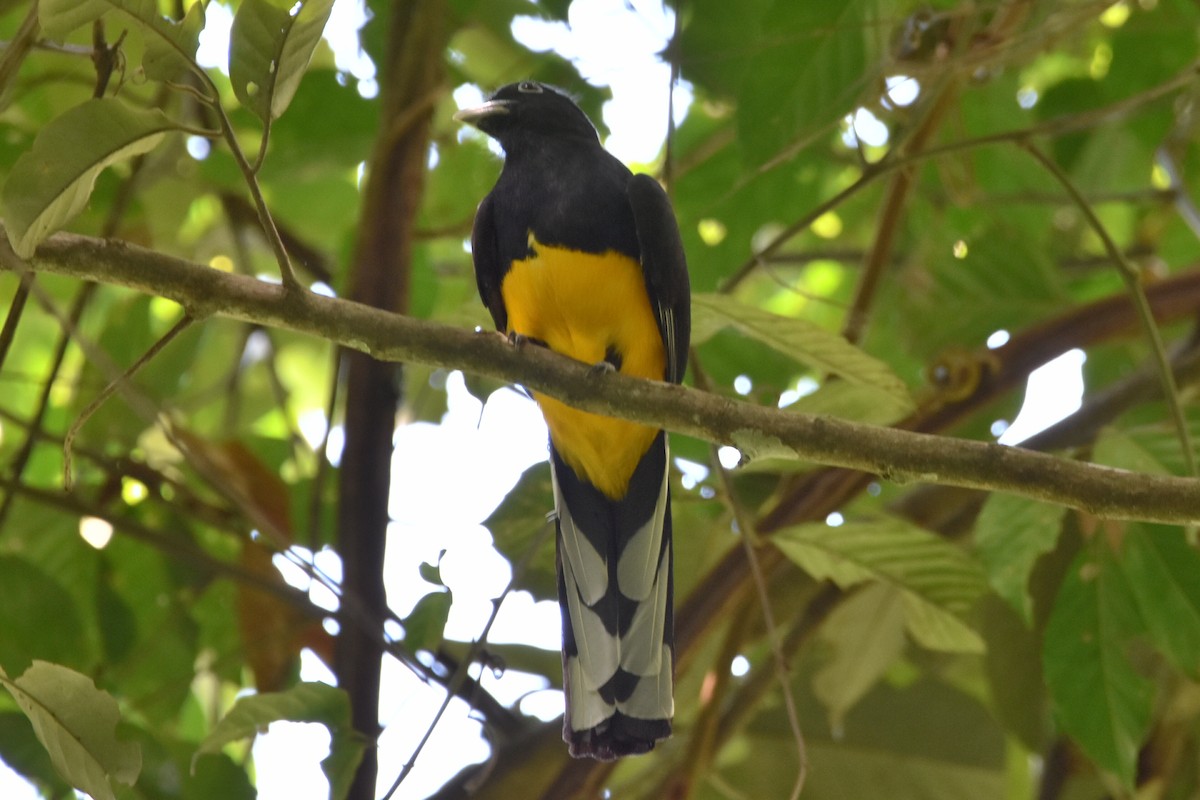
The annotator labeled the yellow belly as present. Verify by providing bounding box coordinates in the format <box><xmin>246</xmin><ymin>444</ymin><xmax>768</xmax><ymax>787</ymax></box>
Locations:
<box><xmin>501</xmin><ymin>236</ymin><xmax>665</xmax><ymax>499</ymax></box>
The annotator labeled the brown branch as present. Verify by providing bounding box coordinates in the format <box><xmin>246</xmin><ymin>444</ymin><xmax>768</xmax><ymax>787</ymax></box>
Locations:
<box><xmin>6</xmin><ymin>227</ymin><xmax>1200</xmax><ymax>526</ymax></box>
<box><xmin>721</xmin><ymin>61</ymin><xmax>1200</xmax><ymax>292</ymax></box>
<box><xmin>337</xmin><ymin>3</ymin><xmax>447</xmax><ymax>798</ymax></box>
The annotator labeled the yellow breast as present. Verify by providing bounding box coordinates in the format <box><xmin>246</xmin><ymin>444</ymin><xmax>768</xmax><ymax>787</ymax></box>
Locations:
<box><xmin>501</xmin><ymin>235</ymin><xmax>665</xmax><ymax>499</ymax></box>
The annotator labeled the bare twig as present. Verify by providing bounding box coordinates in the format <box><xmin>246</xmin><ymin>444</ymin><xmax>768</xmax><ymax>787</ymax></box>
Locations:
<box><xmin>692</xmin><ymin>354</ymin><xmax>806</xmax><ymax>796</ymax></box>
<box><xmin>379</xmin><ymin>516</ymin><xmax>555</xmax><ymax>800</ymax></box>
<box><xmin>714</xmin><ymin>455</ymin><xmax>807</xmax><ymax>800</ymax></box>
<box><xmin>1021</xmin><ymin>141</ymin><xmax>1196</xmax><ymax>477</ymax></box>
<box><xmin>722</xmin><ymin>62</ymin><xmax>1200</xmax><ymax>292</ymax></box>
<box><xmin>63</xmin><ymin>313</ymin><xmax>194</xmax><ymax>488</ymax></box>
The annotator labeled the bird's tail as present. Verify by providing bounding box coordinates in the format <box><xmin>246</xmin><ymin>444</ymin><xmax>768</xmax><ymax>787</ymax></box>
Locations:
<box><xmin>551</xmin><ymin>430</ymin><xmax>674</xmax><ymax>761</ymax></box>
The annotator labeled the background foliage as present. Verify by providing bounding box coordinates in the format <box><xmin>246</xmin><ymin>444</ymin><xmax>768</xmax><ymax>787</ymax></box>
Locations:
<box><xmin>1</xmin><ymin>0</ymin><xmax>1200</xmax><ymax>798</ymax></box>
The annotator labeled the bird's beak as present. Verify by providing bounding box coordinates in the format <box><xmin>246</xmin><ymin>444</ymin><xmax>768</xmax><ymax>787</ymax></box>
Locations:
<box><xmin>453</xmin><ymin>99</ymin><xmax>513</xmax><ymax>127</ymax></box>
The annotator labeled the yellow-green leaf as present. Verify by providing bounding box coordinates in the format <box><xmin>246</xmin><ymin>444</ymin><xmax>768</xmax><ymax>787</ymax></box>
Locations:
<box><xmin>775</xmin><ymin>516</ymin><xmax>986</xmax><ymax>653</ymax></box>
<box><xmin>691</xmin><ymin>293</ymin><xmax>913</xmax><ymax>408</ymax></box>
<box><xmin>0</xmin><ymin>661</ymin><xmax>141</xmax><ymax>800</ymax></box>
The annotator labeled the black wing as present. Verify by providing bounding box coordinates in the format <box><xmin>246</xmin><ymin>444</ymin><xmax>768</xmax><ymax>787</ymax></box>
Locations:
<box><xmin>471</xmin><ymin>192</ymin><xmax>508</xmax><ymax>333</ymax></box>
<box><xmin>627</xmin><ymin>174</ymin><xmax>690</xmax><ymax>384</ymax></box>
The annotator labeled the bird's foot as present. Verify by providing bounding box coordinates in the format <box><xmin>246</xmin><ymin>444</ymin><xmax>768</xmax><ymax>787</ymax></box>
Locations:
<box><xmin>508</xmin><ymin>331</ymin><xmax>548</xmax><ymax>350</ymax></box>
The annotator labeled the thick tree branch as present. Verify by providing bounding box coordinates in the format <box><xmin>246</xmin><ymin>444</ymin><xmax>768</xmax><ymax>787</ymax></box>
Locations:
<box><xmin>5</xmin><ymin>226</ymin><xmax>1200</xmax><ymax>524</ymax></box>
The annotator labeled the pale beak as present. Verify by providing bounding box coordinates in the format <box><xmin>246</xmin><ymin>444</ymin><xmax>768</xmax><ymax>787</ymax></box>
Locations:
<box><xmin>453</xmin><ymin>99</ymin><xmax>513</xmax><ymax>127</ymax></box>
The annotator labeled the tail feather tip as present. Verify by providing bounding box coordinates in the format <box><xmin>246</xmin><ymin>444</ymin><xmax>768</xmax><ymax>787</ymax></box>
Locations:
<box><xmin>565</xmin><ymin>714</ymin><xmax>670</xmax><ymax>761</ymax></box>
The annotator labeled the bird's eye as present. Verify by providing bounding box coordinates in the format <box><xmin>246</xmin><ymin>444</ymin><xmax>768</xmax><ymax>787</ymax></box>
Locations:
<box><xmin>517</xmin><ymin>81</ymin><xmax>543</xmax><ymax>94</ymax></box>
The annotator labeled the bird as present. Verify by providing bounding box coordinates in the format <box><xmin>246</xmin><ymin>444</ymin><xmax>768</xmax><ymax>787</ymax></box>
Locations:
<box><xmin>455</xmin><ymin>81</ymin><xmax>690</xmax><ymax>760</ymax></box>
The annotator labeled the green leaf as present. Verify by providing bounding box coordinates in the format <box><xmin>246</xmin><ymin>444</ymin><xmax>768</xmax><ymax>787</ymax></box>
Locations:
<box><xmin>37</xmin><ymin>0</ymin><xmax>106</xmax><ymax>39</ymax></box>
<box><xmin>1094</xmin><ymin>413</ymin><xmax>1200</xmax><ymax>477</ymax></box>
<box><xmin>0</xmin><ymin>661</ymin><xmax>141</xmax><ymax>800</ymax></box>
<box><xmin>974</xmin><ymin>494</ymin><xmax>1067</xmax><ymax>625</ymax></box>
<box><xmin>980</xmin><ymin>594</ymin><xmax>1047</xmax><ymax>751</ymax></box>
<box><xmin>728</xmin><ymin>677</ymin><xmax>1006</xmax><ymax>800</ymax></box>
<box><xmin>1043</xmin><ymin>547</ymin><xmax>1152</xmax><ymax>788</ymax></box>
<box><xmin>736</xmin><ymin>0</ymin><xmax>877</xmax><ymax>164</ymax></box>
<box><xmin>691</xmin><ymin>293</ymin><xmax>913</xmax><ymax>408</ymax></box>
<box><xmin>774</xmin><ymin>517</ymin><xmax>987</xmax><ymax>653</ymax></box>
<box><xmin>813</xmin><ymin>582</ymin><xmax>907</xmax><ymax>729</ymax></box>
<box><xmin>0</xmin><ymin>555</ymin><xmax>87</xmax><ymax>674</ymax></box>
<box><xmin>1</xmin><ymin>98</ymin><xmax>175</xmax><ymax>258</ymax></box>
<box><xmin>1116</xmin><ymin>525</ymin><xmax>1200</xmax><ymax>678</ymax></box>
<box><xmin>404</xmin><ymin>589</ymin><xmax>452</xmax><ymax>651</ymax></box>
<box><xmin>0</xmin><ymin>711</ymin><xmax>71</xmax><ymax>796</ymax></box>
<box><xmin>39</xmin><ymin>0</ymin><xmax>203</xmax><ymax>79</ymax></box>
<box><xmin>781</xmin><ymin>379</ymin><xmax>913</xmax><ymax>427</ymax></box>
<box><xmin>195</xmin><ymin>683</ymin><xmax>364</xmax><ymax>800</ymax></box>
<box><xmin>483</xmin><ymin>461</ymin><xmax>557</xmax><ymax>602</ymax></box>
<box><xmin>142</xmin><ymin>0</ymin><xmax>205</xmax><ymax>82</ymax></box>
<box><xmin>231</xmin><ymin>0</ymin><xmax>336</xmax><ymax>123</ymax></box>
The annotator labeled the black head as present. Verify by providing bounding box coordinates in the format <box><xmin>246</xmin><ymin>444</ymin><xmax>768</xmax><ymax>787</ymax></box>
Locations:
<box><xmin>454</xmin><ymin>81</ymin><xmax>599</xmax><ymax>150</ymax></box>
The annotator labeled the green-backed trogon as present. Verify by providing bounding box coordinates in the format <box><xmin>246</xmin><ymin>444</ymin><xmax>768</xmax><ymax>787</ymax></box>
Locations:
<box><xmin>455</xmin><ymin>81</ymin><xmax>691</xmax><ymax>760</ymax></box>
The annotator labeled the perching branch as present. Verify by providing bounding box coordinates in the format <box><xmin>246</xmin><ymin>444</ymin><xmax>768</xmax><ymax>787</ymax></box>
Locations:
<box><xmin>5</xmin><ymin>225</ymin><xmax>1200</xmax><ymax>524</ymax></box>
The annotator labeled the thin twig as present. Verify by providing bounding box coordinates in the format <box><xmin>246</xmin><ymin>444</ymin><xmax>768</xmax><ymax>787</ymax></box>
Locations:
<box><xmin>379</xmin><ymin>515</ymin><xmax>557</xmax><ymax>800</ymax></box>
<box><xmin>713</xmin><ymin>450</ymin><xmax>806</xmax><ymax>798</ymax></box>
<box><xmin>722</xmin><ymin>62</ymin><xmax>1200</xmax><ymax>292</ymax></box>
<box><xmin>1020</xmin><ymin>141</ymin><xmax>1197</xmax><ymax>477</ymax></box>
<box><xmin>0</xmin><ymin>283</ymin><xmax>95</xmax><ymax>528</ymax></box>
<box><xmin>692</xmin><ymin>353</ymin><xmax>806</xmax><ymax>798</ymax></box>
<box><xmin>63</xmin><ymin>313</ymin><xmax>194</xmax><ymax>488</ymax></box>
<box><xmin>211</xmin><ymin>99</ymin><xmax>301</xmax><ymax>289</ymax></box>
<box><xmin>0</xmin><ymin>272</ymin><xmax>34</xmax><ymax>372</ymax></box>
<box><xmin>307</xmin><ymin>347</ymin><xmax>342</xmax><ymax>550</ymax></box>
<box><xmin>669</xmin><ymin>599</ymin><xmax>755</xmax><ymax>800</ymax></box>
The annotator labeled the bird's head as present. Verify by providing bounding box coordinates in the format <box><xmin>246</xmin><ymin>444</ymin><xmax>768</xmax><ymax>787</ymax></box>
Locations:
<box><xmin>454</xmin><ymin>81</ymin><xmax>599</xmax><ymax>149</ymax></box>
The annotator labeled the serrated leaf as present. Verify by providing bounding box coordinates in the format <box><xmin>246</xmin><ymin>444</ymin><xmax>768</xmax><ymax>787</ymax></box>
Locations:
<box><xmin>37</xmin><ymin>0</ymin><xmax>107</xmax><ymax>39</ymax></box>
<box><xmin>195</xmin><ymin>683</ymin><xmax>364</xmax><ymax>800</ymax></box>
<box><xmin>1043</xmin><ymin>548</ymin><xmax>1151</xmax><ymax>788</ymax></box>
<box><xmin>1</xmin><ymin>99</ymin><xmax>175</xmax><ymax>258</ymax></box>
<box><xmin>231</xmin><ymin>0</ymin><xmax>335</xmax><ymax>123</ymax></box>
<box><xmin>0</xmin><ymin>661</ymin><xmax>141</xmax><ymax>800</ymax></box>
<box><xmin>691</xmin><ymin>293</ymin><xmax>912</xmax><ymax>408</ymax></box>
<box><xmin>1117</xmin><ymin>525</ymin><xmax>1200</xmax><ymax>678</ymax></box>
<box><xmin>1093</xmin><ymin>425</ymin><xmax>1172</xmax><ymax>476</ymax></box>
<box><xmin>974</xmin><ymin>494</ymin><xmax>1067</xmax><ymax>625</ymax></box>
<box><xmin>774</xmin><ymin>517</ymin><xmax>987</xmax><ymax>653</ymax></box>
<box><xmin>782</xmin><ymin>379</ymin><xmax>912</xmax><ymax>427</ymax></box>
<box><xmin>1095</xmin><ymin>414</ymin><xmax>1200</xmax><ymax>477</ymax></box>
<box><xmin>900</xmin><ymin>591</ymin><xmax>985</xmax><ymax>653</ymax></box>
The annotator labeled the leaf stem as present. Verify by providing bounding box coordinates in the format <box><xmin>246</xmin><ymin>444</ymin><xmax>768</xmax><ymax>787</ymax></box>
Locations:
<box><xmin>211</xmin><ymin>99</ymin><xmax>301</xmax><ymax>289</ymax></box>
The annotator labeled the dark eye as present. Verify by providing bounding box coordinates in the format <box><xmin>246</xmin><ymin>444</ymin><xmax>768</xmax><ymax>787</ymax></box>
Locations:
<box><xmin>517</xmin><ymin>81</ymin><xmax>543</xmax><ymax>94</ymax></box>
